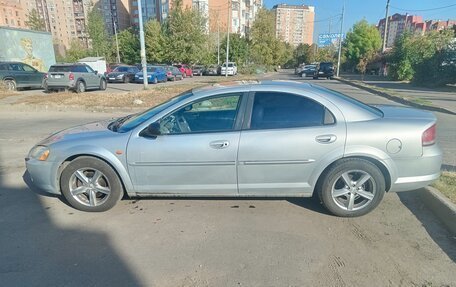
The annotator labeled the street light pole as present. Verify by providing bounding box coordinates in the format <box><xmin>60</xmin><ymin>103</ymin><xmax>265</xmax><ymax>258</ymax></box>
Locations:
<box><xmin>217</xmin><ymin>17</ymin><xmax>220</xmax><ymax>66</ymax></box>
<box><xmin>112</xmin><ymin>18</ymin><xmax>120</xmax><ymax>63</ymax></box>
<box><xmin>225</xmin><ymin>0</ymin><xmax>230</xmax><ymax>78</ymax></box>
<box><xmin>137</xmin><ymin>0</ymin><xmax>148</xmax><ymax>89</ymax></box>
<box><xmin>382</xmin><ymin>0</ymin><xmax>390</xmax><ymax>52</ymax></box>
<box><xmin>336</xmin><ymin>1</ymin><xmax>345</xmax><ymax>77</ymax></box>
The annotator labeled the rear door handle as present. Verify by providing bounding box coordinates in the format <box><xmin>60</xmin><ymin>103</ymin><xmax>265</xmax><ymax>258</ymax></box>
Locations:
<box><xmin>210</xmin><ymin>140</ymin><xmax>230</xmax><ymax>149</ymax></box>
<box><xmin>315</xmin><ymin>134</ymin><xmax>337</xmax><ymax>144</ymax></box>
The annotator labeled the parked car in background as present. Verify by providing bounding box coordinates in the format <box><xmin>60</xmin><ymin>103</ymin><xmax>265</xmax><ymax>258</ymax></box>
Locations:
<box><xmin>106</xmin><ymin>65</ymin><xmax>139</xmax><ymax>83</ymax></box>
<box><xmin>314</xmin><ymin>62</ymin><xmax>335</xmax><ymax>79</ymax></box>
<box><xmin>174</xmin><ymin>64</ymin><xmax>193</xmax><ymax>78</ymax></box>
<box><xmin>192</xmin><ymin>65</ymin><xmax>204</xmax><ymax>76</ymax></box>
<box><xmin>165</xmin><ymin>66</ymin><xmax>183</xmax><ymax>81</ymax></box>
<box><xmin>106</xmin><ymin>63</ymin><xmax>122</xmax><ymax>74</ymax></box>
<box><xmin>46</xmin><ymin>63</ymin><xmax>107</xmax><ymax>93</ymax></box>
<box><xmin>221</xmin><ymin>62</ymin><xmax>237</xmax><ymax>76</ymax></box>
<box><xmin>134</xmin><ymin>66</ymin><xmax>167</xmax><ymax>84</ymax></box>
<box><xmin>298</xmin><ymin>64</ymin><xmax>317</xmax><ymax>78</ymax></box>
<box><xmin>203</xmin><ymin>65</ymin><xmax>219</xmax><ymax>76</ymax></box>
<box><xmin>26</xmin><ymin>81</ymin><xmax>442</xmax><ymax>216</ymax></box>
<box><xmin>0</xmin><ymin>61</ymin><xmax>46</xmax><ymax>91</ymax></box>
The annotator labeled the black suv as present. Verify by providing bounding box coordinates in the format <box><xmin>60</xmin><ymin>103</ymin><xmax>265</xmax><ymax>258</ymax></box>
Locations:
<box><xmin>0</xmin><ymin>61</ymin><xmax>46</xmax><ymax>91</ymax></box>
<box><xmin>313</xmin><ymin>62</ymin><xmax>335</xmax><ymax>80</ymax></box>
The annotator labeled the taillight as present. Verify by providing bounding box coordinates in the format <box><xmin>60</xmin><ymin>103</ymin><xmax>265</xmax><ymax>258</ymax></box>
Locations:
<box><xmin>69</xmin><ymin>73</ymin><xmax>74</xmax><ymax>80</ymax></box>
<box><xmin>44</xmin><ymin>73</ymin><xmax>48</xmax><ymax>79</ymax></box>
<box><xmin>167</xmin><ymin>72</ymin><xmax>172</xmax><ymax>76</ymax></box>
<box><xmin>422</xmin><ymin>124</ymin><xmax>436</xmax><ymax>146</ymax></box>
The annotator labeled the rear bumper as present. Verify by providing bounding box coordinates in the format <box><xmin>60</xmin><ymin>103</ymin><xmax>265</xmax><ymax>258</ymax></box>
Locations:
<box><xmin>389</xmin><ymin>145</ymin><xmax>442</xmax><ymax>192</ymax></box>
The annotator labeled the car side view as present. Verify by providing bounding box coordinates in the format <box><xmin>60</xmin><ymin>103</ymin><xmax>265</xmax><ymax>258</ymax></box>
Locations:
<box><xmin>25</xmin><ymin>81</ymin><xmax>442</xmax><ymax>216</ymax></box>
<box><xmin>0</xmin><ymin>61</ymin><xmax>46</xmax><ymax>91</ymax></box>
<box><xmin>46</xmin><ymin>63</ymin><xmax>107</xmax><ymax>93</ymax></box>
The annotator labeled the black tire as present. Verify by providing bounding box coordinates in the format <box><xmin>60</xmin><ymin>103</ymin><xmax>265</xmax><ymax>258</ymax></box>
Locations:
<box><xmin>60</xmin><ymin>157</ymin><xmax>124</xmax><ymax>212</ymax></box>
<box><xmin>99</xmin><ymin>79</ymin><xmax>107</xmax><ymax>90</ymax></box>
<box><xmin>4</xmin><ymin>79</ymin><xmax>16</xmax><ymax>91</ymax></box>
<box><xmin>318</xmin><ymin>158</ymin><xmax>386</xmax><ymax>217</ymax></box>
<box><xmin>76</xmin><ymin>80</ymin><xmax>86</xmax><ymax>93</ymax></box>
<box><xmin>313</xmin><ymin>76</ymin><xmax>318</xmax><ymax>80</ymax></box>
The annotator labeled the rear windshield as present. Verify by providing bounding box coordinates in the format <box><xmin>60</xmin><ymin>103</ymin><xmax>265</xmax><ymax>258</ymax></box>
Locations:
<box><xmin>49</xmin><ymin>66</ymin><xmax>73</xmax><ymax>72</ymax></box>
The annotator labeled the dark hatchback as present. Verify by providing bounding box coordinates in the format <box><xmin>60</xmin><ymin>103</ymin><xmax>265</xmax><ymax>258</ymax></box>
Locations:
<box><xmin>0</xmin><ymin>61</ymin><xmax>46</xmax><ymax>91</ymax></box>
<box><xmin>106</xmin><ymin>65</ymin><xmax>139</xmax><ymax>83</ymax></box>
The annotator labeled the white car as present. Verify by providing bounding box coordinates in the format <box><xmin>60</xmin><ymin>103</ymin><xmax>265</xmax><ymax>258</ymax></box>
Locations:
<box><xmin>221</xmin><ymin>62</ymin><xmax>237</xmax><ymax>76</ymax></box>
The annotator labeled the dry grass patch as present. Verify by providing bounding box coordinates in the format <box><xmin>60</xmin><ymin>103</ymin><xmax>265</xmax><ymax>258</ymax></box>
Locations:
<box><xmin>15</xmin><ymin>75</ymin><xmax>260</xmax><ymax>109</ymax></box>
<box><xmin>432</xmin><ymin>171</ymin><xmax>456</xmax><ymax>204</ymax></box>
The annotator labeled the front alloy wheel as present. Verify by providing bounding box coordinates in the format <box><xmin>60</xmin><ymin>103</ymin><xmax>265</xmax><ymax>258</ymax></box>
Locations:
<box><xmin>61</xmin><ymin>157</ymin><xmax>123</xmax><ymax>212</ymax></box>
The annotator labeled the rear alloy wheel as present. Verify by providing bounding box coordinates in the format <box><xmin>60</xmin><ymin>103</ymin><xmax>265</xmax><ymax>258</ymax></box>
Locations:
<box><xmin>4</xmin><ymin>79</ymin><xmax>16</xmax><ymax>91</ymax></box>
<box><xmin>76</xmin><ymin>80</ymin><xmax>86</xmax><ymax>93</ymax></box>
<box><xmin>318</xmin><ymin>158</ymin><xmax>385</xmax><ymax>217</ymax></box>
<box><xmin>60</xmin><ymin>157</ymin><xmax>123</xmax><ymax>212</ymax></box>
<box><xmin>99</xmin><ymin>79</ymin><xmax>107</xmax><ymax>90</ymax></box>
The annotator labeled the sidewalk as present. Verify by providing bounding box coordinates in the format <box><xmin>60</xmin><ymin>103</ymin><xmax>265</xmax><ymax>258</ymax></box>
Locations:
<box><xmin>340</xmin><ymin>74</ymin><xmax>456</xmax><ymax>115</ymax></box>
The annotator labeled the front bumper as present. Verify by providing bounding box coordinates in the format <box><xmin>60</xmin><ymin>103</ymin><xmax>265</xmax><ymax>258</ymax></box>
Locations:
<box><xmin>25</xmin><ymin>158</ymin><xmax>60</xmax><ymax>195</ymax></box>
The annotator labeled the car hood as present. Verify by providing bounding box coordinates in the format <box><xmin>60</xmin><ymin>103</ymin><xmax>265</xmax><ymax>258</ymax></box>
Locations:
<box><xmin>39</xmin><ymin>120</ymin><xmax>113</xmax><ymax>145</ymax></box>
<box><xmin>374</xmin><ymin>105</ymin><xmax>436</xmax><ymax>120</ymax></box>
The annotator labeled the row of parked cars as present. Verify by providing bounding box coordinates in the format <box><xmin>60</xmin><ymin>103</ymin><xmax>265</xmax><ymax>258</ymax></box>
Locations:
<box><xmin>0</xmin><ymin>61</ymin><xmax>238</xmax><ymax>93</ymax></box>
<box><xmin>294</xmin><ymin>62</ymin><xmax>335</xmax><ymax>80</ymax></box>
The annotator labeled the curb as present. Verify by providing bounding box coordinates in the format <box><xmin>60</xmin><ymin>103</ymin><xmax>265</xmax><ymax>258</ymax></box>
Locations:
<box><xmin>336</xmin><ymin>77</ymin><xmax>456</xmax><ymax>116</ymax></box>
<box><xmin>417</xmin><ymin>187</ymin><xmax>456</xmax><ymax>235</ymax></box>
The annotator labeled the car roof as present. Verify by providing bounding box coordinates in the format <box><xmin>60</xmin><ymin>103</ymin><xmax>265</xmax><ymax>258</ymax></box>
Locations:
<box><xmin>192</xmin><ymin>80</ymin><xmax>380</xmax><ymax>122</ymax></box>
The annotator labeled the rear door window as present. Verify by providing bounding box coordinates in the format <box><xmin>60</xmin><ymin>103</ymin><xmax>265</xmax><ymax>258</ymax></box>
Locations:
<box><xmin>249</xmin><ymin>92</ymin><xmax>331</xmax><ymax>129</ymax></box>
<box><xmin>9</xmin><ymin>63</ymin><xmax>24</xmax><ymax>71</ymax></box>
<box><xmin>73</xmin><ymin>65</ymin><xmax>89</xmax><ymax>73</ymax></box>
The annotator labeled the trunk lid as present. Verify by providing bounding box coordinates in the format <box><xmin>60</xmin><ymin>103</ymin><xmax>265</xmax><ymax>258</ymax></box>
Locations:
<box><xmin>374</xmin><ymin>105</ymin><xmax>436</xmax><ymax>121</ymax></box>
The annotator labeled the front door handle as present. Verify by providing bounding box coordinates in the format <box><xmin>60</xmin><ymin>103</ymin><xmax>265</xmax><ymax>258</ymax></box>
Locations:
<box><xmin>315</xmin><ymin>134</ymin><xmax>337</xmax><ymax>144</ymax></box>
<box><xmin>210</xmin><ymin>140</ymin><xmax>230</xmax><ymax>149</ymax></box>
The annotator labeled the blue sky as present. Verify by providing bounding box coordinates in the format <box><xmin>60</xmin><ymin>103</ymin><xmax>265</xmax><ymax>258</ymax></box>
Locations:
<box><xmin>264</xmin><ymin>0</ymin><xmax>456</xmax><ymax>42</ymax></box>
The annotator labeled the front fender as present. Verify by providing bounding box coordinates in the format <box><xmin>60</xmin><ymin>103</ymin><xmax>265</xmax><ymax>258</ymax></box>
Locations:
<box><xmin>54</xmin><ymin>145</ymin><xmax>135</xmax><ymax>196</ymax></box>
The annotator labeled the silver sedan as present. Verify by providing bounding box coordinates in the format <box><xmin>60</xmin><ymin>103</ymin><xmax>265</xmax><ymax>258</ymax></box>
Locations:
<box><xmin>25</xmin><ymin>81</ymin><xmax>442</xmax><ymax>216</ymax></box>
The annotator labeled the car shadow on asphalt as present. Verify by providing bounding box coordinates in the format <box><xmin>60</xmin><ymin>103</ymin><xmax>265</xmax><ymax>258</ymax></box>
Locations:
<box><xmin>398</xmin><ymin>190</ymin><xmax>456</xmax><ymax>263</ymax></box>
<box><xmin>0</xmin><ymin>170</ymin><xmax>142</xmax><ymax>286</ymax></box>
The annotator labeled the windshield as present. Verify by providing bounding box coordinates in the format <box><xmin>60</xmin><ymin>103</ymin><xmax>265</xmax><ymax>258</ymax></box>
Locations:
<box><xmin>113</xmin><ymin>66</ymin><xmax>129</xmax><ymax>72</ymax></box>
<box><xmin>116</xmin><ymin>91</ymin><xmax>194</xmax><ymax>133</ymax></box>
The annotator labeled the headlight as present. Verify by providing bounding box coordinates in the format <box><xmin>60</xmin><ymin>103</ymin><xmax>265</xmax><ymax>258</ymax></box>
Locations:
<box><xmin>116</xmin><ymin>74</ymin><xmax>124</xmax><ymax>78</ymax></box>
<box><xmin>29</xmin><ymin>146</ymin><xmax>50</xmax><ymax>161</ymax></box>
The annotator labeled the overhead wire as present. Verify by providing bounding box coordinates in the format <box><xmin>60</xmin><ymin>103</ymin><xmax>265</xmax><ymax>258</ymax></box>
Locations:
<box><xmin>389</xmin><ymin>3</ymin><xmax>456</xmax><ymax>12</ymax></box>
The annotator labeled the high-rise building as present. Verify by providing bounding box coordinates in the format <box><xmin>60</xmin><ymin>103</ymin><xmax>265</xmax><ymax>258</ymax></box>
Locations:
<box><xmin>378</xmin><ymin>13</ymin><xmax>425</xmax><ymax>49</ymax></box>
<box><xmin>95</xmin><ymin>0</ymin><xmax>131</xmax><ymax>35</ymax></box>
<box><xmin>272</xmin><ymin>4</ymin><xmax>314</xmax><ymax>46</ymax></box>
<box><xmin>131</xmin><ymin>0</ymin><xmax>261</xmax><ymax>36</ymax></box>
<box><xmin>0</xmin><ymin>0</ymin><xmax>28</xmax><ymax>29</ymax></box>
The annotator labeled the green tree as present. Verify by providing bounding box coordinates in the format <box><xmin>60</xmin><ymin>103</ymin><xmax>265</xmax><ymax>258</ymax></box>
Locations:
<box><xmin>163</xmin><ymin>0</ymin><xmax>207</xmax><ymax>63</ymax></box>
<box><xmin>389</xmin><ymin>30</ymin><xmax>454</xmax><ymax>83</ymax></box>
<box><xmin>250</xmin><ymin>9</ymin><xmax>277</xmax><ymax>67</ymax></box>
<box><xmin>294</xmin><ymin>44</ymin><xmax>314</xmax><ymax>66</ymax></box>
<box><xmin>117</xmin><ymin>28</ymin><xmax>140</xmax><ymax>64</ymax></box>
<box><xmin>87</xmin><ymin>9</ymin><xmax>112</xmax><ymax>61</ymax></box>
<box><xmin>64</xmin><ymin>40</ymin><xmax>90</xmax><ymax>62</ymax></box>
<box><xmin>25</xmin><ymin>9</ymin><xmax>46</xmax><ymax>31</ymax></box>
<box><xmin>220</xmin><ymin>34</ymin><xmax>250</xmax><ymax>65</ymax></box>
<box><xmin>144</xmin><ymin>20</ymin><xmax>166</xmax><ymax>63</ymax></box>
<box><xmin>344</xmin><ymin>20</ymin><xmax>382</xmax><ymax>74</ymax></box>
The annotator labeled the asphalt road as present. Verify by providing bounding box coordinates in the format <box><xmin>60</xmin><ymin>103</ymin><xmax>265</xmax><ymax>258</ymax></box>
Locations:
<box><xmin>0</xmin><ymin>71</ymin><xmax>455</xmax><ymax>286</ymax></box>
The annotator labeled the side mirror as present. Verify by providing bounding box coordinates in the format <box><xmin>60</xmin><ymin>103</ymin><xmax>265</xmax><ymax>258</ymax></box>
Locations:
<box><xmin>139</xmin><ymin>122</ymin><xmax>161</xmax><ymax>138</ymax></box>
<box><xmin>94</xmin><ymin>70</ymin><xmax>98</xmax><ymax>75</ymax></box>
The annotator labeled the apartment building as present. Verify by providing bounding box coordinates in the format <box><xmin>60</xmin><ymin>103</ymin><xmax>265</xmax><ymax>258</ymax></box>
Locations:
<box><xmin>131</xmin><ymin>0</ymin><xmax>261</xmax><ymax>36</ymax></box>
<box><xmin>95</xmin><ymin>0</ymin><xmax>131</xmax><ymax>35</ymax></box>
<box><xmin>0</xmin><ymin>0</ymin><xmax>28</xmax><ymax>28</ymax></box>
<box><xmin>425</xmin><ymin>19</ymin><xmax>456</xmax><ymax>31</ymax></box>
<box><xmin>378</xmin><ymin>13</ymin><xmax>425</xmax><ymax>49</ymax></box>
<box><xmin>272</xmin><ymin>4</ymin><xmax>315</xmax><ymax>46</ymax></box>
